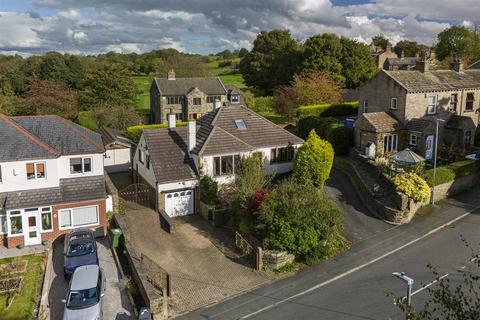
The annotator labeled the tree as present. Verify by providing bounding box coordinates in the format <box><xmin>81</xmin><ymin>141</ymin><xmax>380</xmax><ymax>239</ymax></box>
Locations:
<box><xmin>200</xmin><ymin>175</ymin><xmax>218</xmax><ymax>206</ymax></box>
<box><xmin>234</xmin><ymin>156</ymin><xmax>270</xmax><ymax>209</ymax></box>
<box><xmin>339</xmin><ymin>37</ymin><xmax>378</xmax><ymax>89</ymax></box>
<box><xmin>18</xmin><ymin>79</ymin><xmax>79</xmax><ymax>120</ymax></box>
<box><xmin>240</xmin><ymin>29</ymin><xmax>302</xmax><ymax>93</ymax></box>
<box><xmin>238</xmin><ymin>48</ymin><xmax>249</xmax><ymax>58</ymax></box>
<box><xmin>293</xmin><ymin>130</ymin><xmax>334</xmax><ymax>188</ymax></box>
<box><xmin>394</xmin><ymin>40</ymin><xmax>424</xmax><ymax>57</ymax></box>
<box><xmin>292</xmin><ymin>71</ymin><xmax>341</xmax><ymax>106</ymax></box>
<box><xmin>272</xmin><ymin>85</ymin><xmax>298</xmax><ymax>120</ymax></box>
<box><xmin>372</xmin><ymin>34</ymin><xmax>390</xmax><ymax>49</ymax></box>
<box><xmin>240</xmin><ymin>89</ymin><xmax>255</xmax><ymax>108</ymax></box>
<box><xmin>91</xmin><ymin>104</ymin><xmax>143</xmax><ymax>130</ymax></box>
<box><xmin>259</xmin><ymin>178</ymin><xmax>346</xmax><ymax>262</ymax></box>
<box><xmin>435</xmin><ymin>26</ymin><xmax>480</xmax><ymax>64</ymax></box>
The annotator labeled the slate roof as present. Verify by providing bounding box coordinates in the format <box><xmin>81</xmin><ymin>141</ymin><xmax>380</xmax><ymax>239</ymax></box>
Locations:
<box><xmin>445</xmin><ymin>115</ymin><xmax>476</xmax><ymax>130</ymax></box>
<box><xmin>406</xmin><ymin>118</ymin><xmax>435</xmax><ymax>132</ymax></box>
<box><xmin>143</xmin><ymin>127</ymin><xmax>197</xmax><ymax>184</ymax></box>
<box><xmin>0</xmin><ymin>176</ymin><xmax>106</xmax><ymax>210</ymax></box>
<box><xmin>0</xmin><ymin>115</ymin><xmax>105</xmax><ymax>162</ymax></box>
<box><xmin>153</xmin><ymin>77</ymin><xmax>227</xmax><ymax>95</ymax></box>
<box><xmin>384</xmin><ymin>70</ymin><xmax>480</xmax><ymax>92</ymax></box>
<box><xmin>360</xmin><ymin>112</ymin><xmax>403</xmax><ymax>133</ymax></box>
<box><xmin>97</xmin><ymin>126</ymin><xmax>133</xmax><ymax>149</ymax></box>
<box><xmin>386</xmin><ymin>57</ymin><xmax>419</xmax><ymax>67</ymax></box>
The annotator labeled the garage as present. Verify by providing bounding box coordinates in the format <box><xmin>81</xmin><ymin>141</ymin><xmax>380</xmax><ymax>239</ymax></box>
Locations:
<box><xmin>165</xmin><ymin>189</ymin><xmax>194</xmax><ymax>217</ymax></box>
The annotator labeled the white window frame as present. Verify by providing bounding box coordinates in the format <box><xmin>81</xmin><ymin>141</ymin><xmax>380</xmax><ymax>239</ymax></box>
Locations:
<box><xmin>383</xmin><ymin>134</ymin><xmax>398</xmax><ymax>153</ymax></box>
<box><xmin>231</xmin><ymin>95</ymin><xmax>240</xmax><ymax>103</ymax></box>
<box><xmin>409</xmin><ymin>134</ymin><xmax>418</xmax><ymax>146</ymax></box>
<box><xmin>213</xmin><ymin>154</ymin><xmax>241</xmax><ymax>177</ymax></box>
<box><xmin>427</xmin><ymin>95</ymin><xmax>437</xmax><ymax>115</ymax></box>
<box><xmin>40</xmin><ymin>207</ymin><xmax>53</xmax><ymax>233</ymax></box>
<box><xmin>26</xmin><ymin>161</ymin><xmax>46</xmax><ymax>180</ymax></box>
<box><xmin>363</xmin><ymin>99</ymin><xmax>368</xmax><ymax>113</ymax></box>
<box><xmin>58</xmin><ymin>205</ymin><xmax>100</xmax><ymax>231</ymax></box>
<box><xmin>7</xmin><ymin>210</ymin><xmax>23</xmax><ymax>237</ymax></box>
<box><xmin>390</xmin><ymin>97</ymin><xmax>398</xmax><ymax>110</ymax></box>
<box><xmin>69</xmin><ymin>157</ymin><xmax>93</xmax><ymax>175</ymax></box>
<box><xmin>0</xmin><ymin>211</ymin><xmax>6</xmax><ymax>235</ymax></box>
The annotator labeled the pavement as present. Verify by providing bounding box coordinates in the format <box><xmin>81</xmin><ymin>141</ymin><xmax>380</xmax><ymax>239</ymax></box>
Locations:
<box><xmin>45</xmin><ymin>237</ymin><xmax>132</xmax><ymax>320</ymax></box>
<box><xmin>181</xmin><ymin>187</ymin><xmax>480</xmax><ymax>320</ymax></box>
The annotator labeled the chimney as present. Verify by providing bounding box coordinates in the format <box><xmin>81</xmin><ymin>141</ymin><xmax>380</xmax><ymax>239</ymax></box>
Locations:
<box><xmin>168</xmin><ymin>109</ymin><xmax>176</xmax><ymax>128</ymax></box>
<box><xmin>214</xmin><ymin>99</ymin><xmax>221</xmax><ymax>109</ymax></box>
<box><xmin>416</xmin><ymin>59</ymin><xmax>429</xmax><ymax>73</ymax></box>
<box><xmin>451</xmin><ymin>59</ymin><xmax>463</xmax><ymax>72</ymax></box>
<box><xmin>385</xmin><ymin>43</ymin><xmax>392</xmax><ymax>53</ymax></box>
<box><xmin>187</xmin><ymin>120</ymin><xmax>196</xmax><ymax>153</ymax></box>
<box><xmin>167</xmin><ymin>69</ymin><xmax>175</xmax><ymax>80</ymax></box>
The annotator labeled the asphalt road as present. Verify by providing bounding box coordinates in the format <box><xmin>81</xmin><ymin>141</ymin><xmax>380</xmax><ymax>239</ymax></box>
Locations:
<box><xmin>182</xmin><ymin>188</ymin><xmax>480</xmax><ymax>320</ymax></box>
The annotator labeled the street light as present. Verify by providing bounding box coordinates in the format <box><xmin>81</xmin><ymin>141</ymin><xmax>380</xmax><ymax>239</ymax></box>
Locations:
<box><xmin>392</xmin><ymin>272</ymin><xmax>414</xmax><ymax>307</ymax></box>
<box><xmin>431</xmin><ymin>119</ymin><xmax>446</xmax><ymax>205</ymax></box>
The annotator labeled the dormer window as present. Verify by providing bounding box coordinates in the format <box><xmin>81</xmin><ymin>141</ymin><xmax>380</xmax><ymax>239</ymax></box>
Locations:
<box><xmin>234</xmin><ymin>119</ymin><xmax>246</xmax><ymax>130</ymax></box>
<box><xmin>231</xmin><ymin>94</ymin><xmax>240</xmax><ymax>104</ymax></box>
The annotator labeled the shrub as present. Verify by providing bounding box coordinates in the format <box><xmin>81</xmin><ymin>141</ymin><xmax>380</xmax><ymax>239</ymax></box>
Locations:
<box><xmin>392</xmin><ymin>173</ymin><xmax>430</xmax><ymax>203</ymax></box>
<box><xmin>296</xmin><ymin>102</ymin><xmax>358</xmax><ymax>118</ymax></box>
<box><xmin>448</xmin><ymin>160</ymin><xmax>478</xmax><ymax>178</ymax></box>
<box><xmin>249</xmin><ymin>189</ymin><xmax>268</xmax><ymax>215</ymax></box>
<box><xmin>234</xmin><ymin>156</ymin><xmax>270</xmax><ymax>209</ymax></box>
<box><xmin>253</xmin><ymin>96</ymin><xmax>274</xmax><ymax>112</ymax></box>
<box><xmin>200</xmin><ymin>175</ymin><xmax>218</xmax><ymax>206</ymax></box>
<box><xmin>316</xmin><ymin>117</ymin><xmax>342</xmax><ymax>138</ymax></box>
<box><xmin>260</xmin><ymin>179</ymin><xmax>347</xmax><ymax>262</ymax></box>
<box><xmin>326</xmin><ymin>126</ymin><xmax>353</xmax><ymax>156</ymax></box>
<box><xmin>293</xmin><ymin>130</ymin><xmax>334</xmax><ymax>188</ymax></box>
<box><xmin>424</xmin><ymin>167</ymin><xmax>456</xmax><ymax>187</ymax></box>
<box><xmin>125</xmin><ymin>122</ymin><xmax>186</xmax><ymax>142</ymax></box>
<box><xmin>297</xmin><ymin>116</ymin><xmax>322</xmax><ymax>139</ymax></box>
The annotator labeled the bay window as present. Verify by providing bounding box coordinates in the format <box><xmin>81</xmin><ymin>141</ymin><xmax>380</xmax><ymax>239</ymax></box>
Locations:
<box><xmin>70</xmin><ymin>157</ymin><xmax>92</xmax><ymax>174</ymax></box>
<box><xmin>26</xmin><ymin>162</ymin><xmax>45</xmax><ymax>180</ymax></box>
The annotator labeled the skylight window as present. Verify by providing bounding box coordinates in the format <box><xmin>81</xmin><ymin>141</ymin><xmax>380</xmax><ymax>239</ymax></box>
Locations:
<box><xmin>235</xmin><ymin>119</ymin><xmax>246</xmax><ymax>130</ymax></box>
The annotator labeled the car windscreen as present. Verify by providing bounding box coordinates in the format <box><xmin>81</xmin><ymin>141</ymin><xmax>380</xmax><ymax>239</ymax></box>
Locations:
<box><xmin>67</xmin><ymin>287</ymin><xmax>99</xmax><ymax>309</ymax></box>
<box><xmin>67</xmin><ymin>240</ymin><xmax>95</xmax><ymax>257</ymax></box>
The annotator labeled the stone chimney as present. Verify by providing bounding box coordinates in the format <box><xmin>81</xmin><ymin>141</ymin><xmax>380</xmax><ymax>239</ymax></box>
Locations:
<box><xmin>451</xmin><ymin>59</ymin><xmax>463</xmax><ymax>72</ymax></box>
<box><xmin>167</xmin><ymin>69</ymin><xmax>175</xmax><ymax>80</ymax></box>
<box><xmin>168</xmin><ymin>109</ymin><xmax>176</xmax><ymax>128</ymax></box>
<box><xmin>416</xmin><ymin>56</ymin><xmax>429</xmax><ymax>73</ymax></box>
<box><xmin>187</xmin><ymin>120</ymin><xmax>196</xmax><ymax>153</ymax></box>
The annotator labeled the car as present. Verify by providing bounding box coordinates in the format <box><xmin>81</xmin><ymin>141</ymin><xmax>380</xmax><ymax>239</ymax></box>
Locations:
<box><xmin>64</xmin><ymin>228</ymin><xmax>99</xmax><ymax>279</ymax></box>
<box><xmin>465</xmin><ymin>152</ymin><xmax>480</xmax><ymax>161</ymax></box>
<box><xmin>62</xmin><ymin>264</ymin><xmax>106</xmax><ymax>320</ymax></box>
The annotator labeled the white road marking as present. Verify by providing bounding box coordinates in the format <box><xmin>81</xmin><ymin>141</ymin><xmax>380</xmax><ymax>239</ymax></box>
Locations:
<box><xmin>238</xmin><ymin>206</ymin><xmax>480</xmax><ymax>320</ymax></box>
<box><xmin>410</xmin><ymin>273</ymin><xmax>449</xmax><ymax>297</ymax></box>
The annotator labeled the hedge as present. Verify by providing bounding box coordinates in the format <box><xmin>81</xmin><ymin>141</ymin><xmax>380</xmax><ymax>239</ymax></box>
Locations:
<box><xmin>448</xmin><ymin>160</ymin><xmax>478</xmax><ymax>178</ymax></box>
<box><xmin>296</xmin><ymin>102</ymin><xmax>359</xmax><ymax>118</ymax></box>
<box><xmin>125</xmin><ymin>122</ymin><xmax>186</xmax><ymax>142</ymax></box>
<box><xmin>423</xmin><ymin>167</ymin><xmax>456</xmax><ymax>187</ymax></box>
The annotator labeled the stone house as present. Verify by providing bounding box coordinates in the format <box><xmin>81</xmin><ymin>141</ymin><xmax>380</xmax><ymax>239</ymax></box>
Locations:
<box><xmin>371</xmin><ymin>43</ymin><xmax>398</xmax><ymax>69</ymax></box>
<box><xmin>150</xmin><ymin>70</ymin><xmax>241</xmax><ymax>124</ymax></box>
<box><xmin>355</xmin><ymin>61</ymin><xmax>480</xmax><ymax>159</ymax></box>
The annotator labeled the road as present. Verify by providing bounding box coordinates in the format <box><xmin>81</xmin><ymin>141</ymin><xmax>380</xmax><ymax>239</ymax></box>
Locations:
<box><xmin>181</xmin><ymin>188</ymin><xmax>480</xmax><ymax>320</ymax></box>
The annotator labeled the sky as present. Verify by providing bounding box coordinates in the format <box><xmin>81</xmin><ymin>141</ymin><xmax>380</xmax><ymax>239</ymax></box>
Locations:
<box><xmin>0</xmin><ymin>0</ymin><xmax>477</xmax><ymax>56</ymax></box>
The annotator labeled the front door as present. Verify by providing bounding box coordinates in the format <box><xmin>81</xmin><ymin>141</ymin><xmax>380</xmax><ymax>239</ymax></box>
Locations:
<box><xmin>425</xmin><ymin>135</ymin><xmax>434</xmax><ymax>160</ymax></box>
<box><xmin>24</xmin><ymin>209</ymin><xmax>41</xmax><ymax>246</ymax></box>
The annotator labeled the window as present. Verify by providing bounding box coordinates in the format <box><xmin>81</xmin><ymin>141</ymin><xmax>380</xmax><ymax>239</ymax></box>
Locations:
<box><xmin>70</xmin><ymin>157</ymin><xmax>92</xmax><ymax>174</ymax></box>
<box><xmin>383</xmin><ymin>134</ymin><xmax>398</xmax><ymax>153</ymax></box>
<box><xmin>207</xmin><ymin>95</ymin><xmax>221</xmax><ymax>103</ymax></box>
<box><xmin>450</xmin><ymin>93</ymin><xmax>458</xmax><ymax>111</ymax></box>
<box><xmin>0</xmin><ymin>212</ymin><xmax>6</xmax><ymax>234</ymax></box>
<box><xmin>146</xmin><ymin>154</ymin><xmax>150</xmax><ymax>169</ymax></box>
<box><xmin>175</xmin><ymin>113</ymin><xmax>183</xmax><ymax>121</ymax></box>
<box><xmin>235</xmin><ymin>119</ymin><xmax>246</xmax><ymax>130</ymax></box>
<box><xmin>362</xmin><ymin>99</ymin><xmax>368</xmax><ymax>113</ymax></box>
<box><xmin>167</xmin><ymin>96</ymin><xmax>183</xmax><ymax>104</ymax></box>
<box><xmin>193</xmin><ymin>97</ymin><xmax>202</xmax><ymax>105</ymax></box>
<box><xmin>41</xmin><ymin>207</ymin><xmax>52</xmax><ymax>231</ymax></box>
<box><xmin>213</xmin><ymin>155</ymin><xmax>240</xmax><ymax>176</ymax></box>
<box><xmin>466</xmin><ymin>93</ymin><xmax>475</xmax><ymax>111</ymax></box>
<box><xmin>390</xmin><ymin>97</ymin><xmax>398</xmax><ymax>110</ymax></box>
<box><xmin>409</xmin><ymin>134</ymin><xmax>418</xmax><ymax>146</ymax></box>
<box><xmin>59</xmin><ymin>206</ymin><xmax>99</xmax><ymax>230</ymax></box>
<box><xmin>188</xmin><ymin>113</ymin><xmax>202</xmax><ymax>120</ymax></box>
<box><xmin>270</xmin><ymin>146</ymin><xmax>295</xmax><ymax>164</ymax></box>
<box><xmin>26</xmin><ymin>162</ymin><xmax>45</xmax><ymax>180</ymax></box>
<box><xmin>230</xmin><ymin>95</ymin><xmax>240</xmax><ymax>103</ymax></box>
<box><xmin>465</xmin><ymin>130</ymin><xmax>472</xmax><ymax>144</ymax></box>
<box><xmin>9</xmin><ymin>211</ymin><xmax>22</xmax><ymax>235</ymax></box>
<box><xmin>427</xmin><ymin>95</ymin><xmax>437</xmax><ymax>115</ymax></box>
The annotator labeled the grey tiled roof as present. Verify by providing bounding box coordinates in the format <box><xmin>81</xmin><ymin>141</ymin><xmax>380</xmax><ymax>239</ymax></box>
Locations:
<box><xmin>97</xmin><ymin>126</ymin><xmax>132</xmax><ymax>149</ymax></box>
<box><xmin>406</xmin><ymin>118</ymin><xmax>435</xmax><ymax>132</ymax></box>
<box><xmin>0</xmin><ymin>175</ymin><xmax>106</xmax><ymax>210</ymax></box>
<box><xmin>153</xmin><ymin>77</ymin><xmax>227</xmax><ymax>95</ymax></box>
<box><xmin>445</xmin><ymin>115</ymin><xmax>476</xmax><ymax>130</ymax></box>
<box><xmin>386</xmin><ymin>57</ymin><xmax>419</xmax><ymax>66</ymax></box>
<box><xmin>201</xmin><ymin>127</ymin><xmax>253</xmax><ymax>156</ymax></box>
<box><xmin>143</xmin><ymin>128</ymin><xmax>197</xmax><ymax>184</ymax></box>
<box><xmin>360</xmin><ymin>112</ymin><xmax>403</xmax><ymax>133</ymax></box>
<box><xmin>385</xmin><ymin>70</ymin><xmax>480</xmax><ymax>92</ymax></box>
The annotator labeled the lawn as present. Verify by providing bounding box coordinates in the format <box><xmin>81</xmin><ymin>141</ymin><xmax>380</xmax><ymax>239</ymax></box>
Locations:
<box><xmin>0</xmin><ymin>254</ymin><xmax>46</xmax><ymax>320</ymax></box>
<box><xmin>208</xmin><ymin>57</ymin><xmax>246</xmax><ymax>90</ymax></box>
<box><xmin>132</xmin><ymin>75</ymin><xmax>152</xmax><ymax>113</ymax></box>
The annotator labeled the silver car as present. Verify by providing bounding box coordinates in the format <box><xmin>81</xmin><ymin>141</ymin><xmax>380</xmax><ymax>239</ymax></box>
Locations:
<box><xmin>62</xmin><ymin>264</ymin><xmax>106</xmax><ymax>320</ymax></box>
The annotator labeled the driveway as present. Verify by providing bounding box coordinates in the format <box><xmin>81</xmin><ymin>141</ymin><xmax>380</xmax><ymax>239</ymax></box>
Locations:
<box><xmin>124</xmin><ymin>207</ymin><xmax>270</xmax><ymax>317</ymax></box>
<box><xmin>46</xmin><ymin>237</ymin><xmax>132</xmax><ymax>320</ymax></box>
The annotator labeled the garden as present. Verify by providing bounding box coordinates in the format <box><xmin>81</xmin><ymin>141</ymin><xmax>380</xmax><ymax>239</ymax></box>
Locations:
<box><xmin>0</xmin><ymin>254</ymin><xmax>46</xmax><ymax>320</ymax></box>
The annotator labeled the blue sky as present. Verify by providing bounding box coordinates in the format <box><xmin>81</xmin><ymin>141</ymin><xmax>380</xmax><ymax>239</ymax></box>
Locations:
<box><xmin>0</xmin><ymin>0</ymin><xmax>474</xmax><ymax>55</ymax></box>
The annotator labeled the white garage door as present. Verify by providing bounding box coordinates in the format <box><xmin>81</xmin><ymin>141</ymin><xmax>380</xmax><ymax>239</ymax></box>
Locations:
<box><xmin>165</xmin><ymin>190</ymin><xmax>194</xmax><ymax>217</ymax></box>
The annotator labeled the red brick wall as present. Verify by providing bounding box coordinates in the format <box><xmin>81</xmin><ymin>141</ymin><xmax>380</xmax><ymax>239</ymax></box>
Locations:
<box><xmin>4</xmin><ymin>199</ymin><xmax>107</xmax><ymax>248</ymax></box>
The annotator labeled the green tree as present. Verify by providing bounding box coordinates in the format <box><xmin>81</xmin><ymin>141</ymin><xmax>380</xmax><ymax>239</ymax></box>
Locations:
<box><xmin>238</xmin><ymin>48</ymin><xmax>249</xmax><ymax>58</ymax></box>
<box><xmin>91</xmin><ymin>104</ymin><xmax>143</xmax><ymax>130</ymax></box>
<box><xmin>340</xmin><ymin>37</ymin><xmax>378</xmax><ymax>89</ymax></box>
<box><xmin>259</xmin><ymin>178</ymin><xmax>346</xmax><ymax>261</ymax></box>
<box><xmin>293</xmin><ymin>130</ymin><xmax>334</xmax><ymax>188</ymax></box>
<box><xmin>372</xmin><ymin>34</ymin><xmax>390</xmax><ymax>48</ymax></box>
<box><xmin>234</xmin><ymin>156</ymin><xmax>270</xmax><ymax>209</ymax></box>
<box><xmin>394</xmin><ymin>40</ymin><xmax>425</xmax><ymax>57</ymax></box>
<box><xmin>200</xmin><ymin>175</ymin><xmax>218</xmax><ymax>206</ymax></box>
<box><xmin>435</xmin><ymin>26</ymin><xmax>480</xmax><ymax>64</ymax></box>
<box><xmin>240</xmin><ymin>89</ymin><xmax>255</xmax><ymax>108</ymax></box>
<box><xmin>292</xmin><ymin>71</ymin><xmax>341</xmax><ymax>106</ymax></box>
<box><xmin>239</xmin><ymin>29</ymin><xmax>302</xmax><ymax>93</ymax></box>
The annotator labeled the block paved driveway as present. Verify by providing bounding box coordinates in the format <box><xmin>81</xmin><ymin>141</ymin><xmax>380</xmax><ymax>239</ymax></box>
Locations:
<box><xmin>124</xmin><ymin>207</ymin><xmax>270</xmax><ymax>317</ymax></box>
<box><xmin>47</xmin><ymin>237</ymin><xmax>132</xmax><ymax>320</ymax></box>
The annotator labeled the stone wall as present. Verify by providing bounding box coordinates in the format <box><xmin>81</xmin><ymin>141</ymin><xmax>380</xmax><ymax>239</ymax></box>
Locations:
<box><xmin>433</xmin><ymin>173</ymin><xmax>480</xmax><ymax>202</ymax></box>
<box><xmin>260</xmin><ymin>249</ymin><xmax>295</xmax><ymax>270</ymax></box>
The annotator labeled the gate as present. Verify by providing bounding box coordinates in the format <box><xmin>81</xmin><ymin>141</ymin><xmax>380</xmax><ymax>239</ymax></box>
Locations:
<box><xmin>119</xmin><ymin>183</ymin><xmax>155</xmax><ymax>209</ymax></box>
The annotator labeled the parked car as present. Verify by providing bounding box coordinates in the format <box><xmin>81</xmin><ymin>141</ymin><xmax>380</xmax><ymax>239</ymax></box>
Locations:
<box><xmin>465</xmin><ymin>152</ymin><xmax>480</xmax><ymax>161</ymax></box>
<box><xmin>62</xmin><ymin>264</ymin><xmax>106</xmax><ymax>320</ymax></box>
<box><xmin>64</xmin><ymin>228</ymin><xmax>99</xmax><ymax>279</ymax></box>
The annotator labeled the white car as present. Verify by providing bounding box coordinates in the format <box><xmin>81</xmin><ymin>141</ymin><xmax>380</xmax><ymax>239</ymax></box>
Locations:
<box><xmin>465</xmin><ymin>153</ymin><xmax>480</xmax><ymax>161</ymax></box>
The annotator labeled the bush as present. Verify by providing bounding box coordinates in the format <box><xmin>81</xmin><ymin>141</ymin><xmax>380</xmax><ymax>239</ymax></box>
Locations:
<box><xmin>326</xmin><ymin>126</ymin><xmax>353</xmax><ymax>156</ymax></box>
<box><xmin>448</xmin><ymin>160</ymin><xmax>478</xmax><ymax>178</ymax></box>
<box><xmin>424</xmin><ymin>167</ymin><xmax>456</xmax><ymax>187</ymax></box>
<box><xmin>249</xmin><ymin>189</ymin><xmax>268</xmax><ymax>215</ymax></box>
<box><xmin>297</xmin><ymin>116</ymin><xmax>322</xmax><ymax>140</ymax></box>
<box><xmin>234</xmin><ymin>156</ymin><xmax>270</xmax><ymax>209</ymax></box>
<box><xmin>297</xmin><ymin>117</ymin><xmax>352</xmax><ymax>155</ymax></box>
<box><xmin>125</xmin><ymin>122</ymin><xmax>186</xmax><ymax>142</ymax></box>
<box><xmin>253</xmin><ymin>96</ymin><xmax>274</xmax><ymax>112</ymax></box>
<box><xmin>200</xmin><ymin>175</ymin><xmax>218</xmax><ymax>206</ymax></box>
<box><xmin>392</xmin><ymin>173</ymin><xmax>430</xmax><ymax>203</ymax></box>
<box><xmin>296</xmin><ymin>102</ymin><xmax>358</xmax><ymax>118</ymax></box>
<box><xmin>260</xmin><ymin>179</ymin><xmax>347</xmax><ymax>262</ymax></box>
<box><xmin>293</xmin><ymin>130</ymin><xmax>334</xmax><ymax>188</ymax></box>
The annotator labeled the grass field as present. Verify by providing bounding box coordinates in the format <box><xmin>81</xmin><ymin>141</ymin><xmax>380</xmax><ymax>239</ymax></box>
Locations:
<box><xmin>207</xmin><ymin>57</ymin><xmax>246</xmax><ymax>90</ymax></box>
<box><xmin>0</xmin><ymin>254</ymin><xmax>46</xmax><ymax>320</ymax></box>
<box><xmin>132</xmin><ymin>75</ymin><xmax>152</xmax><ymax>112</ymax></box>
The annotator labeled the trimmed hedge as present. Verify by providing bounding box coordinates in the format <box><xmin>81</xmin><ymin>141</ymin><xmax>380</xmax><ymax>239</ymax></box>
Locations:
<box><xmin>296</xmin><ymin>102</ymin><xmax>359</xmax><ymax>118</ymax></box>
<box><xmin>424</xmin><ymin>167</ymin><xmax>456</xmax><ymax>187</ymax></box>
<box><xmin>125</xmin><ymin>122</ymin><xmax>186</xmax><ymax>142</ymax></box>
<box><xmin>448</xmin><ymin>160</ymin><xmax>478</xmax><ymax>178</ymax></box>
